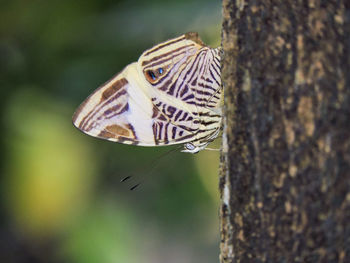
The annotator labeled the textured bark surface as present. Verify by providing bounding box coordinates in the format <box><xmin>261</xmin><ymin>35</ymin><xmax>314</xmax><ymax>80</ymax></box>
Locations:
<box><xmin>219</xmin><ymin>1</ymin><xmax>350</xmax><ymax>262</ymax></box>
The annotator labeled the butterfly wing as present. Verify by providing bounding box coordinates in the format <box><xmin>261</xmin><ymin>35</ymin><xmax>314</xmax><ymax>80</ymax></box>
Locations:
<box><xmin>137</xmin><ymin>32</ymin><xmax>221</xmax><ymax>110</ymax></box>
<box><xmin>72</xmin><ymin>33</ymin><xmax>222</xmax><ymax>151</ymax></box>
<box><xmin>72</xmin><ymin>62</ymin><xmax>199</xmax><ymax>146</ymax></box>
<box><xmin>136</xmin><ymin>32</ymin><xmax>223</xmax><ymax>150</ymax></box>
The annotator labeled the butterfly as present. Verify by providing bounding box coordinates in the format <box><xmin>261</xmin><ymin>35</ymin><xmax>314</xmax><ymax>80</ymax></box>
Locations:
<box><xmin>72</xmin><ymin>32</ymin><xmax>222</xmax><ymax>153</ymax></box>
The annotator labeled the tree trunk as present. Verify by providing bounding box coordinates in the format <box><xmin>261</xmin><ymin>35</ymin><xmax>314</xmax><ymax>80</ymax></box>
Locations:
<box><xmin>219</xmin><ymin>1</ymin><xmax>350</xmax><ymax>262</ymax></box>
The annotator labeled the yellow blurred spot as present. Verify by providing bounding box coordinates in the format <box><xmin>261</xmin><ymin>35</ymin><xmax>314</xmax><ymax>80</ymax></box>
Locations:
<box><xmin>4</xmin><ymin>89</ymin><xmax>97</xmax><ymax>238</ymax></box>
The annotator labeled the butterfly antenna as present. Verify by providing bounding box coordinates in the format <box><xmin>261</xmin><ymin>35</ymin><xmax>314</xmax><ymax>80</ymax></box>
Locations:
<box><xmin>122</xmin><ymin>145</ymin><xmax>183</xmax><ymax>190</ymax></box>
<box><xmin>147</xmin><ymin>145</ymin><xmax>183</xmax><ymax>171</ymax></box>
<box><xmin>120</xmin><ymin>175</ymin><xmax>132</xmax><ymax>182</ymax></box>
<box><xmin>130</xmin><ymin>183</ymin><xmax>140</xmax><ymax>191</ymax></box>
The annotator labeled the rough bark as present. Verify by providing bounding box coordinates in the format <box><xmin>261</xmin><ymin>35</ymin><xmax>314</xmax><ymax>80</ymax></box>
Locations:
<box><xmin>219</xmin><ymin>1</ymin><xmax>350</xmax><ymax>262</ymax></box>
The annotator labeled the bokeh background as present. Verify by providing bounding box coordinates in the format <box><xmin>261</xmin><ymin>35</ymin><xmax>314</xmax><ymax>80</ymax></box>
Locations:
<box><xmin>0</xmin><ymin>1</ymin><xmax>222</xmax><ymax>262</ymax></box>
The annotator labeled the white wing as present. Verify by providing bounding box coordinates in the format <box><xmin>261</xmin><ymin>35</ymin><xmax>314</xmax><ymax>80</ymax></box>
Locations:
<box><xmin>72</xmin><ymin>33</ymin><xmax>222</xmax><ymax>153</ymax></box>
<box><xmin>72</xmin><ymin>63</ymin><xmax>200</xmax><ymax>146</ymax></box>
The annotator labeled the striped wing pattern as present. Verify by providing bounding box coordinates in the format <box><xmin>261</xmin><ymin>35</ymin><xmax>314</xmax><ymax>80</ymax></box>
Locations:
<box><xmin>72</xmin><ymin>32</ymin><xmax>222</xmax><ymax>153</ymax></box>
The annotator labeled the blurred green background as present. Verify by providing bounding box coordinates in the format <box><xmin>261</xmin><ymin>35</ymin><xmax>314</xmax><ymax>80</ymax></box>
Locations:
<box><xmin>0</xmin><ymin>0</ymin><xmax>221</xmax><ymax>262</ymax></box>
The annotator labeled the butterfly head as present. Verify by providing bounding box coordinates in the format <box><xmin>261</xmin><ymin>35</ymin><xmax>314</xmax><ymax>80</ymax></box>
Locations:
<box><xmin>181</xmin><ymin>142</ymin><xmax>209</xmax><ymax>154</ymax></box>
<box><xmin>182</xmin><ymin>142</ymin><xmax>199</xmax><ymax>153</ymax></box>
